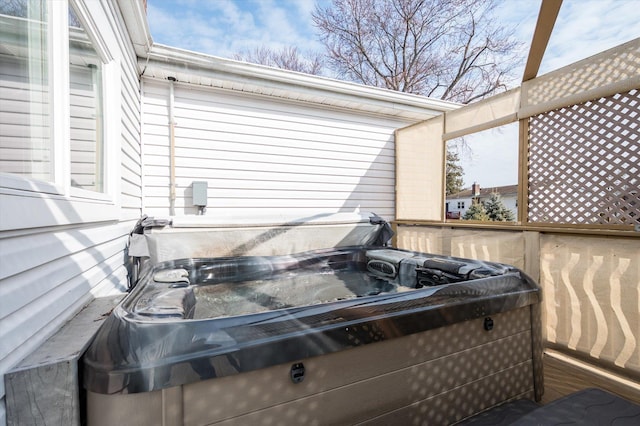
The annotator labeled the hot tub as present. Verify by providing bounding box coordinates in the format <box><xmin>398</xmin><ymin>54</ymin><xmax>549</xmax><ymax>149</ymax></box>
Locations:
<box><xmin>83</xmin><ymin>213</ymin><xmax>542</xmax><ymax>425</ymax></box>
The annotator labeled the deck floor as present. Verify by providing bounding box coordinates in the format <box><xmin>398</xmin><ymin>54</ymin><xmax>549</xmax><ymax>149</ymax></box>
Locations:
<box><xmin>542</xmin><ymin>350</ymin><xmax>640</xmax><ymax>405</ymax></box>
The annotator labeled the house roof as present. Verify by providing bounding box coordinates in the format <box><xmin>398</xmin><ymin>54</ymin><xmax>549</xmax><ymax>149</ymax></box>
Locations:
<box><xmin>447</xmin><ymin>184</ymin><xmax>518</xmax><ymax>200</ymax></box>
<box><xmin>117</xmin><ymin>1</ymin><xmax>459</xmax><ymax>121</ymax></box>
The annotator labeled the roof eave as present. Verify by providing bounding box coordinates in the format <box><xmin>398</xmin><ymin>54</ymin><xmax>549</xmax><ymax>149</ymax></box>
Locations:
<box><xmin>140</xmin><ymin>44</ymin><xmax>461</xmax><ymax>120</ymax></box>
<box><xmin>117</xmin><ymin>0</ymin><xmax>153</xmax><ymax>57</ymax></box>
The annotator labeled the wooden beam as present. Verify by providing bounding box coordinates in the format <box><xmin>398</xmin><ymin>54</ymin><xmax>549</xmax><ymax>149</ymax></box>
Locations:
<box><xmin>522</xmin><ymin>0</ymin><xmax>563</xmax><ymax>82</ymax></box>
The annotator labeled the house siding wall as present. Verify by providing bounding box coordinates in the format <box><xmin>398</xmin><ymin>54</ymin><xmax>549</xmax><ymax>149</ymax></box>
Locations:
<box><xmin>0</xmin><ymin>1</ymin><xmax>141</xmax><ymax>424</ymax></box>
<box><xmin>448</xmin><ymin>197</ymin><xmax>473</xmax><ymax>216</ymax></box>
<box><xmin>141</xmin><ymin>79</ymin><xmax>413</xmax><ymax>221</ymax></box>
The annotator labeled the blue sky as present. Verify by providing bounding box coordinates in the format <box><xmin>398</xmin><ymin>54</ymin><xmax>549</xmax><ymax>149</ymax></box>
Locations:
<box><xmin>147</xmin><ymin>0</ymin><xmax>327</xmax><ymax>59</ymax></box>
<box><xmin>147</xmin><ymin>0</ymin><xmax>640</xmax><ymax>188</ymax></box>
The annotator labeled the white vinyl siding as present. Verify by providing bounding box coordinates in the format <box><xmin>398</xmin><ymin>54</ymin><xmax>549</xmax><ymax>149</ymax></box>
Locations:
<box><xmin>141</xmin><ymin>79</ymin><xmax>412</xmax><ymax>220</ymax></box>
<box><xmin>113</xmin><ymin>9</ymin><xmax>142</xmax><ymax>219</ymax></box>
<box><xmin>0</xmin><ymin>1</ymin><xmax>141</xmax><ymax>424</ymax></box>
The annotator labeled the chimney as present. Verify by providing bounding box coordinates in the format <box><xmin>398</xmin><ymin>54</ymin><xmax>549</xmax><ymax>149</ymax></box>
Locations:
<box><xmin>472</xmin><ymin>182</ymin><xmax>480</xmax><ymax>197</ymax></box>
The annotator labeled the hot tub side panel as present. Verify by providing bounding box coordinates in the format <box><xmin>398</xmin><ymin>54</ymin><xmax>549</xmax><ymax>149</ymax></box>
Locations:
<box><xmin>87</xmin><ymin>306</ymin><xmax>536</xmax><ymax>426</ymax></box>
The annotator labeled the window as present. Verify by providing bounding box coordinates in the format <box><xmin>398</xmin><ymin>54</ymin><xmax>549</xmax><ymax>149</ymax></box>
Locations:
<box><xmin>457</xmin><ymin>201</ymin><xmax>465</xmax><ymax>209</ymax></box>
<box><xmin>0</xmin><ymin>0</ymin><xmax>109</xmax><ymax>195</ymax></box>
<box><xmin>0</xmin><ymin>1</ymin><xmax>52</xmax><ymax>181</ymax></box>
<box><xmin>69</xmin><ymin>5</ymin><xmax>104</xmax><ymax>192</ymax></box>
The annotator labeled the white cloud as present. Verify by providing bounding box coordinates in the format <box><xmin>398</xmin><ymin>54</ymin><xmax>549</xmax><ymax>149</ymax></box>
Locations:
<box><xmin>247</xmin><ymin>0</ymin><xmax>325</xmax><ymax>52</ymax></box>
<box><xmin>495</xmin><ymin>0</ymin><xmax>639</xmax><ymax>78</ymax></box>
<box><xmin>147</xmin><ymin>1</ymin><xmax>232</xmax><ymax>55</ymax></box>
<box><xmin>148</xmin><ymin>0</ymin><xmax>639</xmax><ymax>65</ymax></box>
<box><xmin>147</xmin><ymin>0</ymin><xmax>324</xmax><ymax>58</ymax></box>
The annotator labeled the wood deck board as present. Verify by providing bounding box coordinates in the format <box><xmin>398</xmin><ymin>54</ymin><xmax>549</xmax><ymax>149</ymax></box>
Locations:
<box><xmin>542</xmin><ymin>350</ymin><xmax>640</xmax><ymax>405</ymax></box>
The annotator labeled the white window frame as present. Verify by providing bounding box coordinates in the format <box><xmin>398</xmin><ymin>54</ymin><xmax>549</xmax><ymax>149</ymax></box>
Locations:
<box><xmin>68</xmin><ymin>0</ymin><xmax>120</xmax><ymax>201</ymax></box>
<box><xmin>0</xmin><ymin>0</ymin><xmax>122</xmax><ymax>230</ymax></box>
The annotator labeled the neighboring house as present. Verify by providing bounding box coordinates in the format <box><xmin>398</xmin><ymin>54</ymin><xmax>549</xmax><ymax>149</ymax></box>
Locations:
<box><xmin>0</xmin><ymin>1</ymin><xmax>458</xmax><ymax>423</ymax></box>
<box><xmin>446</xmin><ymin>183</ymin><xmax>518</xmax><ymax>219</ymax></box>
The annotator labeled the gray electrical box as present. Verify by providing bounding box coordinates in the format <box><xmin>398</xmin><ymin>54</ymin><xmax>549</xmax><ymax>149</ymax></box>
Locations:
<box><xmin>192</xmin><ymin>181</ymin><xmax>208</xmax><ymax>207</ymax></box>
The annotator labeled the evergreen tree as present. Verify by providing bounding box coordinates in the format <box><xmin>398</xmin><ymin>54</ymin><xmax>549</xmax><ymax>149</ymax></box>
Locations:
<box><xmin>463</xmin><ymin>200</ymin><xmax>490</xmax><ymax>221</ymax></box>
<box><xmin>484</xmin><ymin>192</ymin><xmax>515</xmax><ymax>221</ymax></box>
<box><xmin>446</xmin><ymin>151</ymin><xmax>465</xmax><ymax>195</ymax></box>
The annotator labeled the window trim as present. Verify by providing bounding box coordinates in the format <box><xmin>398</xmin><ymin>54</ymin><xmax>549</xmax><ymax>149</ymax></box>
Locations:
<box><xmin>0</xmin><ymin>173</ymin><xmax>62</xmax><ymax>195</ymax></box>
<box><xmin>0</xmin><ymin>0</ymin><xmax>122</xmax><ymax>229</ymax></box>
<box><xmin>0</xmin><ymin>0</ymin><xmax>121</xmax><ymax>204</ymax></box>
<box><xmin>67</xmin><ymin>0</ymin><xmax>113</xmax><ymax>199</ymax></box>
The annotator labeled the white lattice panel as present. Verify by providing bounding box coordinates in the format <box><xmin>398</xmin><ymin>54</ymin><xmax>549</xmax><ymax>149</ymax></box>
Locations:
<box><xmin>528</xmin><ymin>89</ymin><xmax>639</xmax><ymax>225</ymax></box>
<box><xmin>522</xmin><ymin>39</ymin><xmax>640</xmax><ymax>107</ymax></box>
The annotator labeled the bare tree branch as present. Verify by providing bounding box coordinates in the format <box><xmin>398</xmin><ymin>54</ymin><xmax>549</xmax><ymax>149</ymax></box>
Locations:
<box><xmin>313</xmin><ymin>0</ymin><xmax>523</xmax><ymax>103</ymax></box>
<box><xmin>234</xmin><ymin>46</ymin><xmax>324</xmax><ymax>76</ymax></box>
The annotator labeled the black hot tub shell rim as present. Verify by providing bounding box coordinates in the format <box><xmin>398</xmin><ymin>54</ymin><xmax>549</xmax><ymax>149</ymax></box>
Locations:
<box><xmin>83</xmin><ymin>246</ymin><xmax>540</xmax><ymax>395</ymax></box>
